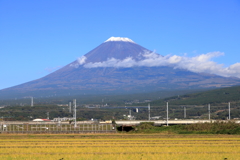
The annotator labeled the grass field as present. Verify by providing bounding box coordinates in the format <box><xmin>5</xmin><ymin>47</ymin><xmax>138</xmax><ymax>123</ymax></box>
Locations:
<box><xmin>0</xmin><ymin>134</ymin><xmax>239</xmax><ymax>160</ymax></box>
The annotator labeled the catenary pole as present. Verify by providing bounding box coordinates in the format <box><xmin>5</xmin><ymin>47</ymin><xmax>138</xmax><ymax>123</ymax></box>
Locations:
<box><xmin>69</xmin><ymin>102</ymin><xmax>72</xmax><ymax>113</ymax></box>
<box><xmin>73</xmin><ymin>99</ymin><xmax>77</xmax><ymax>127</ymax></box>
<box><xmin>208</xmin><ymin>104</ymin><xmax>210</xmax><ymax>121</ymax></box>
<box><xmin>31</xmin><ymin>97</ymin><xmax>33</xmax><ymax>107</ymax></box>
<box><xmin>148</xmin><ymin>103</ymin><xmax>150</xmax><ymax>120</ymax></box>
<box><xmin>167</xmin><ymin>102</ymin><xmax>168</xmax><ymax>126</ymax></box>
<box><xmin>184</xmin><ymin>106</ymin><xmax>186</xmax><ymax>119</ymax></box>
<box><xmin>228</xmin><ymin>102</ymin><xmax>231</xmax><ymax>120</ymax></box>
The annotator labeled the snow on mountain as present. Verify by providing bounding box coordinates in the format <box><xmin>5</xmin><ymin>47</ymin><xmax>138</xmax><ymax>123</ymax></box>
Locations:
<box><xmin>104</xmin><ymin>37</ymin><xmax>135</xmax><ymax>43</ymax></box>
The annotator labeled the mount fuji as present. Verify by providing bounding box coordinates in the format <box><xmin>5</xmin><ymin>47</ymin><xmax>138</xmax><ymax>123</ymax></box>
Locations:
<box><xmin>1</xmin><ymin>37</ymin><xmax>240</xmax><ymax>99</ymax></box>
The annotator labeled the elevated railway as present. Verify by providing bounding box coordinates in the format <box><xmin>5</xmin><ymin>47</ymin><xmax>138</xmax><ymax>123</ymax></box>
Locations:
<box><xmin>116</xmin><ymin>119</ymin><xmax>240</xmax><ymax>126</ymax></box>
<box><xmin>116</xmin><ymin>120</ymin><xmax>215</xmax><ymax>126</ymax></box>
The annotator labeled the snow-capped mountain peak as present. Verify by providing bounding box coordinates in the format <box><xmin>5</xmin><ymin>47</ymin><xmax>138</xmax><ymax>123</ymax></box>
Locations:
<box><xmin>105</xmin><ymin>37</ymin><xmax>135</xmax><ymax>43</ymax></box>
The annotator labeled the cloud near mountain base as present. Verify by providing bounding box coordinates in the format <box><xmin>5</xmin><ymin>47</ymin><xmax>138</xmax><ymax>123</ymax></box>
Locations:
<box><xmin>74</xmin><ymin>51</ymin><xmax>240</xmax><ymax>78</ymax></box>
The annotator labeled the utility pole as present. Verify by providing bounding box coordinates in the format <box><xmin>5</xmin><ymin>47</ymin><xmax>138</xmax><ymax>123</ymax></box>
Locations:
<box><xmin>184</xmin><ymin>106</ymin><xmax>186</xmax><ymax>119</ymax></box>
<box><xmin>73</xmin><ymin>99</ymin><xmax>77</xmax><ymax>127</ymax></box>
<box><xmin>228</xmin><ymin>102</ymin><xmax>231</xmax><ymax>120</ymax></box>
<box><xmin>148</xmin><ymin>103</ymin><xmax>150</xmax><ymax>120</ymax></box>
<box><xmin>166</xmin><ymin>102</ymin><xmax>169</xmax><ymax>126</ymax></box>
<box><xmin>31</xmin><ymin>97</ymin><xmax>33</xmax><ymax>107</ymax></box>
<box><xmin>69</xmin><ymin>102</ymin><xmax>72</xmax><ymax>113</ymax></box>
<box><xmin>47</xmin><ymin>112</ymin><xmax>49</xmax><ymax>119</ymax></box>
<box><xmin>208</xmin><ymin>104</ymin><xmax>210</xmax><ymax>121</ymax></box>
<box><xmin>136</xmin><ymin>108</ymin><xmax>138</xmax><ymax>113</ymax></box>
<box><xmin>129</xmin><ymin>109</ymin><xmax>132</xmax><ymax>120</ymax></box>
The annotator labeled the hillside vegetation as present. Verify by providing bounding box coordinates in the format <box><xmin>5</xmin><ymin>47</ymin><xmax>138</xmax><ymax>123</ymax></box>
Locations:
<box><xmin>131</xmin><ymin>122</ymin><xmax>240</xmax><ymax>134</ymax></box>
<box><xmin>150</xmin><ymin>85</ymin><xmax>240</xmax><ymax>105</ymax></box>
<box><xmin>1</xmin><ymin>86</ymin><xmax>240</xmax><ymax>121</ymax></box>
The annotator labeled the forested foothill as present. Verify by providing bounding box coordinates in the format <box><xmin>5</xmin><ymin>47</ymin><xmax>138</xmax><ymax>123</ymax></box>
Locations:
<box><xmin>0</xmin><ymin>86</ymin><xmax>240</xmax><ymax>121</ymax></box>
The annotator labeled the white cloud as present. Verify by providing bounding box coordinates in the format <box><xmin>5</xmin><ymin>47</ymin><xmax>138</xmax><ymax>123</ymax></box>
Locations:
<box><xmin>70</xmin><ymin>56</ymin><xmax>87</xmax><ymax>68</ymax></box>
<box><xmin>84</xmin><ymin>57</ymin><xmax>138</xmax><ymax>68</ymax></box>
<box><xmin>222</xmin><ymin>63</ymin><xmax>240</xmax><ymax>76</ymax></box>
<box><xmin>73</xmin><ymin>51</ymin><xmax>240</xmax><ymax>78</ymax></box>
<box><xmin>77</xmin><ymin>56</ymin><xmax>87</xmax><ymax>65</ymax></box>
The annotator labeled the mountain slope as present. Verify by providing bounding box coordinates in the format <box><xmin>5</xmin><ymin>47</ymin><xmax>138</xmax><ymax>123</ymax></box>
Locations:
<box><xmin>1</xmin><ymin>37</ymin><xmax>240</xmax><ymax>99</ymax></box>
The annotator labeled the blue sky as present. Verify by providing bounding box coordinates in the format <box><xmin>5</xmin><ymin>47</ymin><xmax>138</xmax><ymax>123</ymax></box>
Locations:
<box><xmin>1</xmin><ymin>0</ymin><xmax>240</xmax><ymax>90</ymax></box>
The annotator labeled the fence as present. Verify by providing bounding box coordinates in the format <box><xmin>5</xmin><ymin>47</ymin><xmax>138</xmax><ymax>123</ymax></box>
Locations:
<box><xmin>0</xmin><ymin>122</ymin><xmax>116</xmax><ymax>134</ymax></box>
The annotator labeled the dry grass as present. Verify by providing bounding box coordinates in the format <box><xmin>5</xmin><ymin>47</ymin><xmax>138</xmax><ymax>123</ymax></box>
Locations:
<box><xmin>0</xmin><ymin>134</ymin><xmax>239</xmax><ymax>160</ymax></box>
